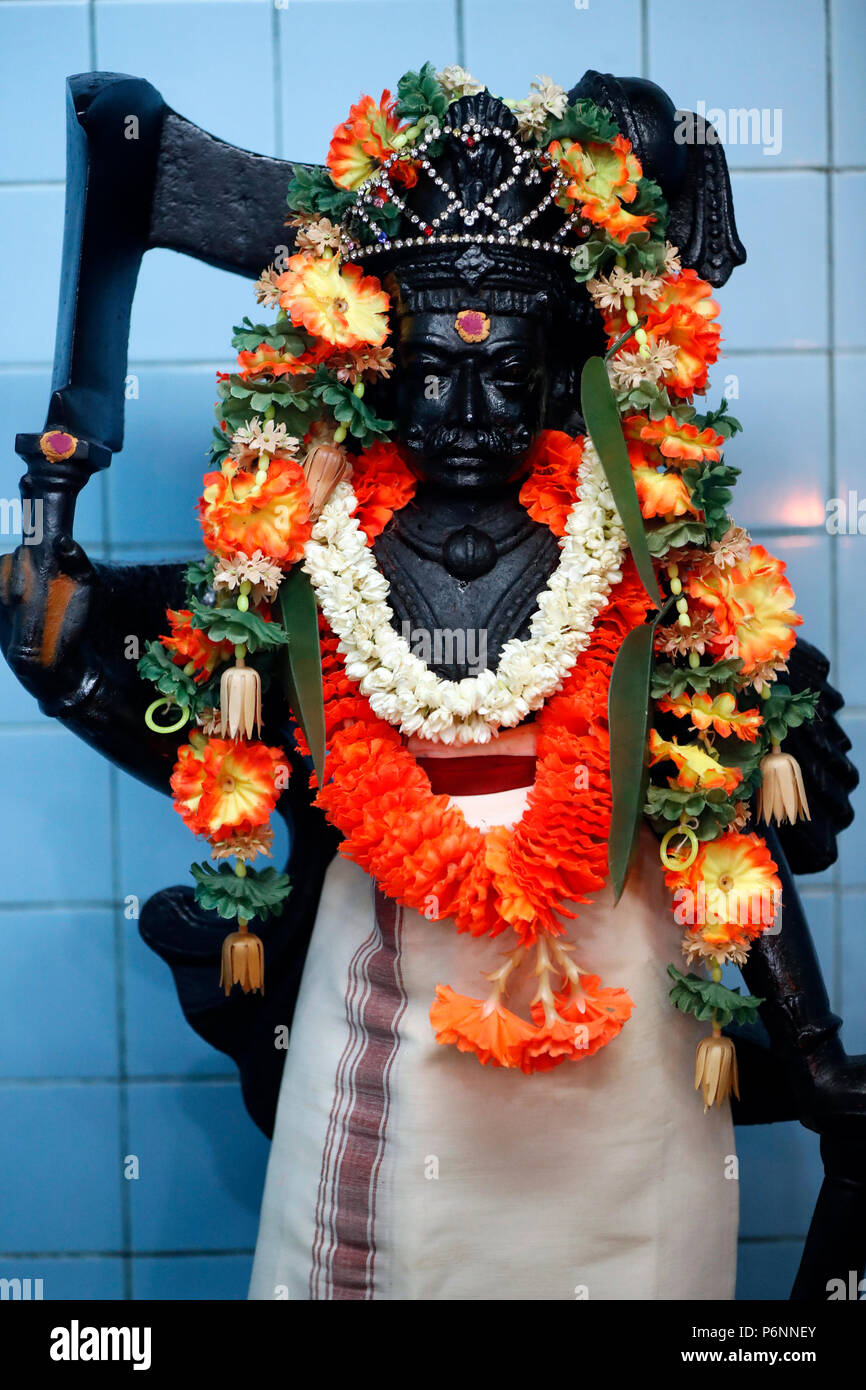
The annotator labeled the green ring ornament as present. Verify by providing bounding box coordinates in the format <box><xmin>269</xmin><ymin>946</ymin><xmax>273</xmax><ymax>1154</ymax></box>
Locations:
<box><xmin>659</xmin><ymin>823</ymin><xmax>699</xmax><ymax>872</ymax></box>
<box><xmin>145</xmin><ymin>697</ymin><xmax>190</xmax><ymax>734</ymax></box>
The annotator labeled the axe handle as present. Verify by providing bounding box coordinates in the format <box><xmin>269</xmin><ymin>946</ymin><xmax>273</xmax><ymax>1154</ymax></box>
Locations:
<box><xmin>790</xmin><ymin>1134</ymin><xmax>866</xmax><ymax>1300</ymax></box>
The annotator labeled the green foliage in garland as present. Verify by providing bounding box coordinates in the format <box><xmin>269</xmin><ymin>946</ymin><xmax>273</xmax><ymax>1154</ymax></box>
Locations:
<box><xmin>188</xmin><ymin>597</ymin><xmax>289</xmax><ymax>654</ymax></box>
<box><xmin>394</xmin><ymin>62</ymin><xmax>449</xmax><ymax>123</ymax></box>
<box><xmin>190</xmin><ymin>862</ymin><xmax>291</xmax><ymax>922</ymax></box>
<box><xmin>682</xmin><ymin>460</ymin><xmax>740</xmax><ymax>541</ymax></box>
<box><xmin>311</xmin><ymin>379</ymin><xmax>395</xmax><ymax>446</ymax></box>
<box><xmin>546</xmin><ymin>100</ymin><xmax>621</xmax><ymax>146</ymax></box>
<box><xmin>757</xmin><ymin>684</ymin><xmax>820</xmax><ymax>747</ymax></box>
<box><xmin>645</xmin><ymin>785</ymin><xmax>742</xmax><ymax>842</ymax></box>
<box><xmin>651</xmin><ymin>657</ymin><xmax>745</xmax><ymax>700</ymax></box>
<box><xmin>286</xmin><ymin>164</ymin><xmax>356</xmax><ymax>220</ymax></box>
<box><xmin>667</xmin><ymin>966</ymin><xmax>764</xmax><ymax>1028</ymax></box>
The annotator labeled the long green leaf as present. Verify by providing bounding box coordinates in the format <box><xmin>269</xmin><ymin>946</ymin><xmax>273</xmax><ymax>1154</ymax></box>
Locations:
<box><xmin>581</xmin><ymin>354</ymin><xmax>662</xmax><ymax>607</ymax></box>
<box><xmin>607</xmin><ymin>619</ymin><xmax>657</xmax><ymax>903</ymax></box>
<box><xmin>278</xmin><ymin>566</ymin><xmax>326</xmax><ymax>788</ymax></box>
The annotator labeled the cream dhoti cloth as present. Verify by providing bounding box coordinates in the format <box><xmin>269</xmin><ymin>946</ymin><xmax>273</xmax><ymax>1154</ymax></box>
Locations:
<box><xmin>249</xmin><ymin>775</ymin><xmax>738</xmax><ymax>1301</ymax></box>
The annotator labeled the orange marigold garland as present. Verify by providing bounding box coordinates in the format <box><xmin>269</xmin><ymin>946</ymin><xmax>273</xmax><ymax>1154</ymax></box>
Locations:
<box><xmin>136</xmin><ymin>64</ymin><xmax>819</xmax><ymax>1104</ymax></box>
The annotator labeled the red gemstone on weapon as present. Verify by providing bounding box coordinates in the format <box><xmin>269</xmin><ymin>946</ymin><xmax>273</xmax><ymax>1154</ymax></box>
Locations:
<box><xmin>424</xmin><ymin>226</ymin><xmax>433</xmax><ymax>236</ymax></box>
<box><xmin>466</xmin><ymin>137</ymin><xmax>476</xmax><ymax>147</ymax></box>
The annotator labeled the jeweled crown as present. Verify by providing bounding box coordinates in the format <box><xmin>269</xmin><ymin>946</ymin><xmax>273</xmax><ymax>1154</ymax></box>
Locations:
<box><xmin>342</xmin><ymin>92</ymin><xmax>591</xmax><ymax>266</ymax></box>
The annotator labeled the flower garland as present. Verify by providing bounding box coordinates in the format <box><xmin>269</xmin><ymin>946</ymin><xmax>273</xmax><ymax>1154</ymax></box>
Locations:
<box><xmin>137</xmin><ymin>64</ymin><xmax>818</xmax><ymax>1108</ymax></box>
<box><xmin>303</xmin><ymin>434</ymin><xmax>627</xmax><ymax>743</ymax></box>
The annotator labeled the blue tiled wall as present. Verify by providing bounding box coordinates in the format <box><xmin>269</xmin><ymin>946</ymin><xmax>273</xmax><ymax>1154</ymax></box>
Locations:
<box><xmin>0</xmin><ymin>0</ymin><xmax>863</xmax><ymax>1303</ymax></box>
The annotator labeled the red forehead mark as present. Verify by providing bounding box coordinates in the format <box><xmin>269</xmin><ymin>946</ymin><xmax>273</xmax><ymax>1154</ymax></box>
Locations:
<box><xmin>454</xmin><ymin>309</ymin><xmax>491</xmax><ymax>343</ymax></box>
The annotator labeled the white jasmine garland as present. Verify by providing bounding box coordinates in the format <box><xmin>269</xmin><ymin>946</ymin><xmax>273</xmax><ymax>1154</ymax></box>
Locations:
<box><xmin>302</xmin><ymin>441</ymin><xmax>627</xmax><ymax>744</ymax></box>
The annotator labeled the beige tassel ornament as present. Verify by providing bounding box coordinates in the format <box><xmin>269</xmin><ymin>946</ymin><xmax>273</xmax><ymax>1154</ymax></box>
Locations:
<box><xmin>219</xmin><ymin>658</ymin><xmax>262</xmax><ymax>740</ymax></box>
<box><xmin>220</xmin><ymin>919</ymin><xmax>264</xmax><ymax>996</ymax></box>
<box><xmin>695</xmin><ymin>1027</ymin><xmax>740</xmax><ymax>1110</ymax></box>
<box><xmin>756</xmin><ymin>743</ymin><xmax>811</xmax><ymax>826</ymax></box>
<box><xmin>302</xmin><ymin>442</ymin><xmax>349</xmax><ymax>519</ymax></box>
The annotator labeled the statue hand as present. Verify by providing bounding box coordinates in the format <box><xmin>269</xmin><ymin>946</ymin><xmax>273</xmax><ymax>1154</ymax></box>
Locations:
<box><xmin>796</xmin><ymin>1045</ymin><xmax>866</xmax><ymax>1142</ymax></box>
<box><xmin>0</xmin><ymin>534</ymin><xmax>96</xmax><ymax>703</ymax></box>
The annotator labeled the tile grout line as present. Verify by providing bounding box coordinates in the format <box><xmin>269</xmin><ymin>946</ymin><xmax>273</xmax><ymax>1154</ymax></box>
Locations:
<box><xmin>271</xmin><ymin>0</ymin><xmax>283</xmax><ymax>161</ymax></box>
<box><xmin>823</xmin><ymin>0</ymin><xmax>843</xmax><ymax>1012</ymax></box>
<box><xmin>455</xmin><ymin>0</ymin><xmax>466</xmax><ymax>68</ymax></box>
<box><xmin>640</xmin><ymin>0</ymin><xmax>649</xmax><ymax>78</ymax></box>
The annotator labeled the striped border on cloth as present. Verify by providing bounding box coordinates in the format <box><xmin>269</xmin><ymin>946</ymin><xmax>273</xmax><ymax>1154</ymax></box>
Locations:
<box><xmin>309</xmin><ymin>887</ymin><xmax>406</xmax><ymax>1299</ymax></box>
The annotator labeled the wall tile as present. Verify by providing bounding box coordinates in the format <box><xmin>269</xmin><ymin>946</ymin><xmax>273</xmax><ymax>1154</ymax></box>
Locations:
<box><xmin>0</xmin><ymin>1083</ymin><xmax>122</xmax><ymax>1251</ymax></box>
<box><xmin>736</xmin><ymin>1239</ymin><xmax>803</xmax><ymax>1300</ymax></box>
<box><xmin>0</xmin><ymin>3</ymin><xmax>91</xmax><ymax>183</ymax></box>
<box><xmin>0</xmin><ymin>731</ymin><xmax>113</xmax><ymax>903</ymax></box>
<box><xmin>649</xmin><ymin>0</ymin><xmax>826</xmax><ymax>168</ymax></box>
<box><xmin>737</xmin><ymin>1120</ymin><xmax>823</xmax><ymax>1238</ymax></box>
<box><xmin>831</xmin><ymin>0</ymin><xmax>866</xmax><ymax>167</ymax></box>
<box><xmin>0</xmin><ymin>908</ymin><xmax>119</xmax><ymax>1078</ymax></box>
<box><xmin>0</xmin><ymin>188</ymin><xmax>65</xmax><ymax>364</ymax></box>
<box><xmin>464</xmin><ymin>0</ymin><xmax>641</xmax><ymax>98</ymax></box>
<box><xmin>95</xmin><ymin>1</ymin><xmax>275</xmax><ymax>154</ymax></box>
<box><xmin>124</xmin><ymin>920</ymin><xmax>231</xmax><ymax>1077</ymax></box>
<box><xmin>108</xmin><ymin>367</ymin><xmax>224</xmax><ymax>547</ymax></box>
<box><xmin>721</xmin><ymin>174</ymin><xmax>828</xmax><ymax>350</ymax></box>
<box><xmin>132</xmin><ymin>1252</ymin><xmax>252</xmax><ymax>1299</ymax></box>
<box><xmin>0</xmin><ymin>1256</ymin><xmax>125</xmax><ymax>1301</ymax></box>
<box><xmin>127</xmin><ymin>1080</ymin><xmax>269</xmax><ymax>1250</ymax></box>
<box><xmin>834</xmin><ymin>352</ymin><xmax>866</xmax><ymax>497</ymax></box>
<box><xmin>797</xmin><ymin>890</ymin><xmax>838</xmax><ymax>1014</ymax></box>
<box><xmin>832</xmin><ymin>174</ymin><xmax>866</xmax><ymax>349</ymax></box>
<box><xmin>278</xmin><ymin>0</ymin><xmax>460</xmax><ymax>166</ymax></box>
<box><xmin>127</xmin><ymin>252</ymin><xmax>256</xmax><ymax>363</ymax></box>
<box><xmin>766</xmin><ymin>533</ymin><xmax>832</xmax><ymax>658</ymax></box>
<box><xmin>837</xmin><ymin>535</ymin><xmax>866</xmax><ymax>696</ymax></box>
<box><xmin>718</xmin><ymin>354</ymin><xmax>829</xmax><ymax>533</ymax></box>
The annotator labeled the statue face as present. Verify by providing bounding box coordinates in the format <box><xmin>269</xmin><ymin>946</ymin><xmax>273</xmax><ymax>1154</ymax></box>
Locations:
<box><xmin>390</xmin><ymin>307</ymin><xmax>552</xmax><ymax>492</ymax></box>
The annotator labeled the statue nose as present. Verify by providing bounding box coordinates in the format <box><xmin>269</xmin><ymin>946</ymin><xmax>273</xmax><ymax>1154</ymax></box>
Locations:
<box><xmin>455</xmin><ymin>362</ymin><xmax>483</xmax><ymax>425</ymax></box>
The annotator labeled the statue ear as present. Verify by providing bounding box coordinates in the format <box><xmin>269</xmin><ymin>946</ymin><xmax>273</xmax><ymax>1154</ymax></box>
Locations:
<box><xmin>569</xmin><ymin>71</ymin><xmax>746</xmax><ymax>288</ymax></box>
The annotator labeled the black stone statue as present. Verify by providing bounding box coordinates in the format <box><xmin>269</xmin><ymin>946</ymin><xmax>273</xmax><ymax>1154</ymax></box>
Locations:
<box><xmin>0</xmin><ymin>70</ymin><xmax>863</xmax><ymax>1300</ymax></box>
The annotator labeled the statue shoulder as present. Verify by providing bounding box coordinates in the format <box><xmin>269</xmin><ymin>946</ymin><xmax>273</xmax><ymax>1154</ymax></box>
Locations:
<box><xmin>771</xmin><ymin>638</ymin><xmax>859</xmax><ymax>873</ymax></box>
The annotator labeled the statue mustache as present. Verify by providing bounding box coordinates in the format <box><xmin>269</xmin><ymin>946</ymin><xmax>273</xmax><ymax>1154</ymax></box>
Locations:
<box><xmin>405</xmin><ymin>423</ymin><xmax>532</xmax><ymax>458</ymax></box>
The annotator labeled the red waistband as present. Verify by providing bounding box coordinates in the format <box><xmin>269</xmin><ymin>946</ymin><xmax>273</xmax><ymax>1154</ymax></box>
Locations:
<box><xmin>416</xmin><ymin>754</ymin><xmax>537</xmax><ymax>796</ymax></box>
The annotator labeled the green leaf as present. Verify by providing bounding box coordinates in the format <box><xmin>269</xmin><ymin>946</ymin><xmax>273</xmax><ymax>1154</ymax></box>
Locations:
<box><xmin>645</xmin><ymin>785</ymin><xmax>739</xmax><ymax>841</ymax></box>
<box><xmin>650</xmin><ymin>656</ymin><xmax>744</xmax><ymax>700</ymax></box>
<box><xmin>286</xmin><ymin>164</ymin><xmax>355</xmax><ymax>220</ymax></box>
<box><xmin>759</xmin><ymin>684</ymin><xmax>820</xmax><ymax>746</ymax></box>
<box><xmin>607</xmin><ymin>619</ymin><xmax>657</xmax><ymax>902</ymax></box>
<box><xmin>394</xmin><ymin>62</ymin><xmax>448</xmax><ymax>122</ymax></box>
<box><xmin>189</xmin><ymin>598</ymin><xmax>289</xmax><ymax>654</ymax></box>
<box><xmin>278</xmin><ymin>566</ymin><xmax>326</xmax><ymax>788</ymax></box>
<box><xmin>667</xmin><ymin>965</ymin><xmax>764</xmax><ymax>1029</ymax></box>
<box><xmin>190</xmin><ymin>862</ymin><xmax>291</xmax><ymax>924</ymax></box>
<box><xmin>138</xmin><ymin>640</ymin><xmax>197</xmax><ymax>706</ymax></box>
<box><xmin>645</xmin><ymin>519</ymin><xmax>710</xmax><ymax>557</ymax></box>
<box><xmin>546</xmin><ymin>99</ymin><xmax>620</xmax><ymax>145</ymax></box>
<box><xmin>185</xmin><ymin>557</ymin><xmax>215</xmax><ymax>593</ymax></box>
<box><xmin>580</xmin><ymin>355</ymin><xmax>662</xmax><ymax>607</ymax></box>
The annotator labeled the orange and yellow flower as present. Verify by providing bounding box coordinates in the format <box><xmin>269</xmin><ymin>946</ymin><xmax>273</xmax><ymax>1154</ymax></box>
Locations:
<box><xmin>667</xmin><ymin>832</ymin><xmax>782</xmax><ymax>948</ymax></box>
<box><xmin>627</xmin><ymin>413</ymin><xmax>725</xmax><ymax>464</ymax></box>
<box><xmin>548</xmin><ymin>134</ymin><xmax>653</xmax><ymax>244</ymax></box>
<box><xmin>628</xmin><ymin>440</ymin><xmax>701</xmax><ymax>519</ymax></box>
<box><xmin>605</xmin><ymin>271</ymin><xmax>721</xmax><ymax>398</ymax></box>
<box><xmin>171</xmin><ymin>738</ymin><xmax>284</xmax><ymax>843</ymax></box>
<box><xmin>277</xmin><ymin>253</ymin><xmax>390</xmax><ymax>350</ymax></box>
<box><xmin>159</xmin><ymin>609</ymin><xmax>235</xmax><ymax>684</ymax></box>
<box><xmin>688</xmin><ymin>544</ymin><xmax>801</xmax><ymax>673</ymax></box>
<box><xmin>658</xmin><ymin>690</ymin><xmax>763</xmax><ymax>742</ymax></box>
<box><xmin>199</xmin><ymin>455</ymin><xmax>311</xmax><ymax>566</ymax></box>
<box><xmin>326</xmin><ymin>91</ymin><xmax>416</xmax><ymax>191</ymax></box>
<box><xmin>430</xmin><ymin>984</ymin><xmax>536</xmax><ymax>1068</ymax></box>
<box><xmin>235</xmin><ymin>340</ymin><xmax>332</xmax><ymax>380</ymax></box>
<box><xmin>649</xmin><ymin>729</ymin><xmax>743</xmax><ymax>793</ymax></box>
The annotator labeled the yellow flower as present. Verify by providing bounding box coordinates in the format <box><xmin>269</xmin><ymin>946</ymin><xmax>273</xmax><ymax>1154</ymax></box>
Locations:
<box><xmin>277</xmin><ymin>254</ymin><xmax>390</xmax><ymax>350</ymax></box>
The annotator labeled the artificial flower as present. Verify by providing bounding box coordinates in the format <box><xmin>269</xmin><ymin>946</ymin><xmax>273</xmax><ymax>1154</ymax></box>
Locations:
<box><xmin>519</xmin><ymin>429</ymin><xmax>583</xmax><ymax>535</ymax></box>
<box><xmin>630</xmin><ymin>413</ymin><xmax>725</xmax><ymax>464</ymax></box>
<box><xmin>608</xmin><ymin>341</ymin><xmax>680</xmax><ymax>389</ymax></box>
<box><xmin>436</xmin><ymin>65</ymin><xmax>485</xmax><ymax>98</ymax></box>
<box><xmin>199</xmin><ymin>455</ymin><xmax>311</xmax><ymax>566</ymax></box>
<box><xmin>277</xmin><ymin>253</ymin><xmax>390</xmax><ymax>349</ymax></box>
<box><xmin>212</xmin><ymin>550</ymin><xmax>283</xmax><ymax>600</ymax></box>
<box><xmin>328</xmin><ymin>342</ymin><xmax>395</xmax><ymax>385</ymax></box>
<box><xmin>649</xmin><ymin>730</ymin><xmax>743</xmax><ymax>793</ymax></box>
<box><xmin>687</xmin><ymin>544</ymin><xmax>801</xmax><ymax>673</ymax></box>
<box><xmin>548</xmin><ymin>133</ymin><xmax>653</xmax><ymax>243</ymax></box>
<box><xmin>430</xmin><ymin>985</ymin><xmax>536</xmax><ymax>1068</ymax></box>
<box><xmin>193</xmin><ymin>738</ymin><xmax>285</xmax><ymax>842</ymax></box>
<box><xmin>327</xmin><ymin>91</ymin><xmax>417</xmax><ymax>191</ymax></box>
<box><xmin>658</xmin><ymin>690</ymin><xmax>763</xmax><ymax>742</ymax></box>
<box><xmin>209</xmin><ymin>825</ymin><xmax>274</xmax><ymax>861</ymax></box>
<box><xmin>523</xmin><ymin>975</ymin><xmax>633</xmax><ymax>1072</ymax></box>
<box><xmin>604</xmin><ymin>270</ymin><xmax>721</xmax><ymax>398</ymax></box>
<box><xmin>286</xmin><ymin>213</ymin><xmax>343</xmax><ymax>255</ymax></box>
<box><xmin>159</xmin><ymin>609</ymin><xmax>235</xmax><ymax>684</ymax></box>
<box><xmin>668</xmin><ymin>832</ymin><xmax>781</xmax><ymax>946</ymax></box>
